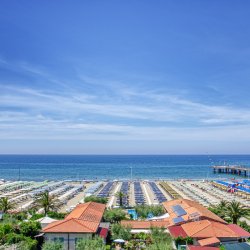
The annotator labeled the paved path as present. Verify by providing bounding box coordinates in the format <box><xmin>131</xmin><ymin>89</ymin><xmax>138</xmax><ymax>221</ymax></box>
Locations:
<box><xmin>108</xmin><ymin>182</ymin><xmax>121</xmax><ymax>207</ymax></box>
<box><xmin>130</xmin><ymin>182</ymin><xmax>135</xmax><ymax>206</ymax></box>
<box><xmin>142</xmin><ymin>182</ymin><xmax>152</xmax><ymax>205</ymax></box>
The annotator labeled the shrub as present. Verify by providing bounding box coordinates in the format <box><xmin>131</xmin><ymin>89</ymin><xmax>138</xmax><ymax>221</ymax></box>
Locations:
<box><xmin>104</xmin><ymin>209</ymin><xmax>127</xmax><ymax>223</ymax></box>
<box><xmin>150</xmin><ymin>227</ymin><xmax>172</xmax><ymax>244</ymax></box>
<box><xmin>175</xmin><ymin>236</ymin><xmax>193</xmax><ymax>246</ymax></box>
<box><xmin>76</xmin><ymin>237</ymin><xmax>105</xmax><ymax>250</ymax></box>
<box><xmin>17</xmin><ymin>238</ymin><xmax>37</xmax><ymax>250</ymax></box>
<box><xmin>111</xmin><ymin>223</ymin><xmax>132</xmax><ymax>241</ymax></box>
<box><xmin>42</xmin><ymin>241</ymin><xmax>64</xmax><ymax>250</ymax></box>
<box><xmin>19</xmin><ymin>221</ymin><xmax>41</xmax><ymax>238</ymax></box>
<box><xmin>47</xmin><ymin>211</ymin><xmax>67</xmax><ymax>220</ymax></box>
<box><xmin>5</xmin><ymin>233</ymin><xmax>26</xmax><ymax>244</ymax></box>
<box><xmin>239</xmin><ymin>221</ymin><xmax>250</xmax><ymax>232</ymax></box>
<box><xmin>30</xmin><ymin>213</ymin><xmax>44</xmax><ymax>220</ymax></box>
<box><xmin>84</xmin><ymin>196</ymin><xmax>108</xmax><ymax>204</ymax></box>
<box><xmin>0</xmin><ymin>223</ymin><xmax>15</xmax><ymax>243</ymax></box>
<box><xmin>14</xmin><ymin>212</ymin><xmax>28</xmax><ymax>221</ymax></box>
<box><xmin>135</xmin><ymin>205</ymin><xmax>165</xmax><ymax>219</ymax></box>
<box><xmin>146</xmin><ymin>241</ymin><xmax>172</xmax><ymax>250</ymax></box>
<box><xmin>5</xmin><ymin>234</ymin><xmax>37</xmax><ymax>250</ymax></box>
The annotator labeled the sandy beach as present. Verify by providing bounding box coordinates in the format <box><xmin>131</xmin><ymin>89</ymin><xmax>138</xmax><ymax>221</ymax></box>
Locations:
<box><xmin>1</xmin><ymin>179</ymin><xmax>249</xmax><ymax>213</ymax></box>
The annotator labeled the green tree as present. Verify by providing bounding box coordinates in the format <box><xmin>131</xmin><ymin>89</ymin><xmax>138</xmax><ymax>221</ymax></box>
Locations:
<box><xmin>111</xmin><ymin>223</ymin><xmax>132</xmax><ymax>241</ymax></box>
<box><xmin>76</xmin><ymin>237</ymin><xmax>105</xmax><ymax>250</ymax></box>
<box><xmin>225</xmin><ymin>201</ymin><xmax>250</xmax><ymax>224</ymax></box>
<box><xmin>0</xmin><ymin>223</ymin><xmax>14</xmax><ymax>244</ymax></box>
<box><xmin>42</xmin><ymin>241</ymin><xmax>64</xmax><ymax>250</ymax></box>
<box><xmin>34</xmin><ymin>191</ymin><xmax>60</xmax><ymax>215</ymax></box>
<box><xmin>19</xmin><ymin>221</ymin><xmax>41</xmax><ymax>238</ymax></box>
<box><xmin>104</xmin><ymin>209</ymin><xmax>126</xmax><ymax>223</ymax></box>
<box><xmin>116</xmin><ymin>192</ymin><xmax>125</xmax><ymax>207</ymax></box>
<box><xmin>84</xmin><ymin>195</ymin><xmax>108</xmax><ymax>204</ymax></box>
<box><xmin>0</xmin><ymin>197</ymin><xmax>15</xmax><ymax>213</ymax></box>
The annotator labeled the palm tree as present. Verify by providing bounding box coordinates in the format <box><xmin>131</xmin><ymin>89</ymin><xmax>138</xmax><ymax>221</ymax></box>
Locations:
<box><xmin>116</xmin><ymin>191</ymin><xmax>125</xmax><ymax>207</ymax></box>
<box><xmin>225</xmin><ymin>201</ymin><xmax>250</xmax><ymax>224</ymax></box>
<box><xmin>209</xmin><ymin>200</ymin><xmax>228</xmax><ymax>220</ymax></box>
<box><xmin>34</xmin><ymin>191</ymin><xmax>60</xmax><ymax>215</ymax></box>
<box><xmin>0</xmin><ymin>197</ymin><xmax>15</xmax><ymax>213</ymax></box>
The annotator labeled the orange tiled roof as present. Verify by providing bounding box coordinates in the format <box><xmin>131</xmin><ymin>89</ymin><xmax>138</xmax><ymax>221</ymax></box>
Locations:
<box><xmin>43</xmin><ymin>202</ymin><xmax>105</xmax><ymax>233</ymax></box>
<box><xmin>162</xmin><ymin>199</ymin><xmax>226</xmax><ymax>225</ymax></box>
<box><xmin>66</xmin><ymin>202</ymin><xmax>105</xmax><ymax>221</ymax></box>
<box><xmin>198</xmin><ymin>237</ymin><xmax>220</xmax><ymax>246</ymax></box>
<box><xmin>181</xmin><ymin>220</ymin><xmax>238</xmax><ymax>238</ymax></box>
<box><xmin>42</xmin><ymin>218</ymin><xmax>100</xmax><ymax>233</ymax></box>
<box><xmin>121</xmin><ymin>220</ymin><xmax>169</xmax><ymax>229</ymax></box>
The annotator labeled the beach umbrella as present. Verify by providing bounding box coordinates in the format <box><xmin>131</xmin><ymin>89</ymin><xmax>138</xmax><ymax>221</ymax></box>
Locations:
<box><xmin>114</xmin><ymin>239</ymin><xmax>125</xmax><ymax>243</ymax></box>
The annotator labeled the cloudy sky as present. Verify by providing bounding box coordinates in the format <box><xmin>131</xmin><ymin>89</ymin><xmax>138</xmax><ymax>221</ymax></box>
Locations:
<box><xmin>0</xmin><ymin>1</ymin><xmax>250</xmax><ymax>154</ymax></box>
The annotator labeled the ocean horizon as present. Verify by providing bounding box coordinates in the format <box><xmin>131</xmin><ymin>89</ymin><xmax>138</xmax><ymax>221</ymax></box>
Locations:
<box><xmin>0</xmin><ymin>154</ymin><xmax>250</xmax><ymax>181</ymax></box>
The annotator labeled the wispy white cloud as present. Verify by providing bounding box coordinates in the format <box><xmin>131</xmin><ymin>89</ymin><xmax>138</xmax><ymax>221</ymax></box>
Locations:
<box><xmin>1</xmin><ymin>59</ymin><xmax>250</xmax><ymax>144</ymax></box>
<box><xmin>1</xmin><ymin>78</ymin><xmax>250</xmax><ymax>128</ymax></box>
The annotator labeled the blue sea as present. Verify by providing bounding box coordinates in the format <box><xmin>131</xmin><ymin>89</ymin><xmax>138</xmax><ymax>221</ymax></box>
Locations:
<box><xmin>0</xmin><ymin>155</ymin><xmax>250</xmax><ymax>181</ymax></box>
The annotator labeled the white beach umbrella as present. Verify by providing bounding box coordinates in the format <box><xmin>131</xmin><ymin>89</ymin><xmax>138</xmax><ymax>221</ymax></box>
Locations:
<box><xmin>114</xmin><ymin>239</ymin><xmax>125</xmax><ymax>243</ymax></box>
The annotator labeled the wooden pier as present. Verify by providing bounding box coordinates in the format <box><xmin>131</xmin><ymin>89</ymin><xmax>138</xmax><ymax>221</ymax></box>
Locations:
<box><xmin>212</xmin><ymin>165</ymin><xmax>250</xmax><ymax>177</ymax></box>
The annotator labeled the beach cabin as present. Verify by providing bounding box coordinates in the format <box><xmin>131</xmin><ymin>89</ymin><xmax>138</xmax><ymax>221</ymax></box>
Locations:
<box><xmin>42</xmin><ymin>202</ymin><xmax>107</xmax><ymax>250</ymax></box>
<box><xmin>37</xmin><ymin>216</ymin><xmax>58</xmax><ymax>229</ymax></box>
<box><xmin>121</xmin><ymin>220</ymin><xmax>169</xmax><ymax>234</ymax></box>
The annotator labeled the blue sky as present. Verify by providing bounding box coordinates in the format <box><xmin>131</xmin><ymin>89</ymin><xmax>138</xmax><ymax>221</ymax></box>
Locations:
<box><xmin>0</xmin><ymin>1</ymin><xmax>250</xmax><ymax>154</ymax></box>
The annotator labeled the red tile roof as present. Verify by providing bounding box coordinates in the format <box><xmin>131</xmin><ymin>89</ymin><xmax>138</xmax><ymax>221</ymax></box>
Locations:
<box><xmin>227</xmin><ymin>224</ymin><xmax>250</xmax><ymax>238</ymax></box>
<box><xmin>43</xmin><ymin>202</ymin><xmax>106</xmax><ymax>233</ymax></box>
<box><xmin>168</xmin><ymin>225</ymin><xmax>188</xmax><ymax>238</ymax></box>
<box><xmin>187</xmin><ymin>246</ymin><xmax>219</xmax><ymax>250</ymax></box>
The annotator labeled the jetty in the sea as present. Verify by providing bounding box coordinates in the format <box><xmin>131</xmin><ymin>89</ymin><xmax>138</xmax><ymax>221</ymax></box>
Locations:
<box><xmin>212</xmin><ymin>165</ymin><xmax>250</xmax><ymax>177</ymax></box>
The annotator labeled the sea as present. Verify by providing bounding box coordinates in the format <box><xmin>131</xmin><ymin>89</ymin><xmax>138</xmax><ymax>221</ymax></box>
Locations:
<box><xmin>0</xmin><ymin>155</ymin><xmax>250</xmax><ymax>181</ymax></box>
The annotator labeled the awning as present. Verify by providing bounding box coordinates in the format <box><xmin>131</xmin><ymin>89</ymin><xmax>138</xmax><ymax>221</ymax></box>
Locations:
<box><xmin>34</xmin><ymin>233</ymin><xmax>44</xmax><ymax>238</ymax></box>
<box><xmin>198</xmin><ymin>237</ymin><xmax>220</xmax><ymax>247</ymax></box>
